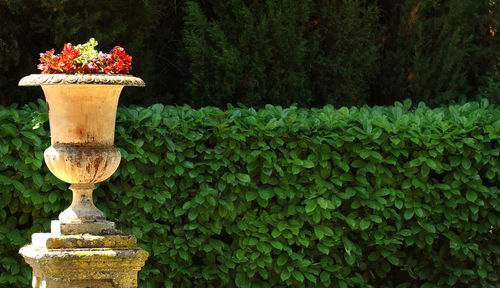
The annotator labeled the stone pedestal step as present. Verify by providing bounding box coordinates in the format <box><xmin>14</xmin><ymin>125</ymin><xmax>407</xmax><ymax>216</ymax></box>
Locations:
<box><xmin>20</xmin><ymin>233</ymin><xmax>148</xmax><ymax>288</ymax></box>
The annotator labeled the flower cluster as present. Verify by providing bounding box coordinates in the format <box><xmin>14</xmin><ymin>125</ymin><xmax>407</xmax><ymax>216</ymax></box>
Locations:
<box><xmin>37</xmin><ymin>39</ymin><xmax>132</xmax><ymax>74</ymax></box>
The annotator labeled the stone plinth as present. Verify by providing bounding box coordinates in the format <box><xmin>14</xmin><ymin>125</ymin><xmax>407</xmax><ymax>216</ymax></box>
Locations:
<box><xmin>20</xmin><ymin>232</ymin><xmax>148</xmax><ymax>288</ymax></box>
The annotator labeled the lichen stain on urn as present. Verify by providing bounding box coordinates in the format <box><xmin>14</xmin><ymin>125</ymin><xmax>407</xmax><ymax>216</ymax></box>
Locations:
<box><xmin>91</xmin><ymin>156</ymin><xmax>104</xmax><ymax>180</ymax></box>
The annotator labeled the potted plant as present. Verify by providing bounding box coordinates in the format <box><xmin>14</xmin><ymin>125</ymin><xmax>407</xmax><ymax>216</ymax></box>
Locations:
<box><xmin>19</xmin><ymin>39</ymin><xmax>145</xmax><ymax>235</ymax></box>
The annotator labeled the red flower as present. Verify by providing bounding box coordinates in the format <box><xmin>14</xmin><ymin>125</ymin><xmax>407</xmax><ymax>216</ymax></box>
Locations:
<box><xmin>37</xmin><ymin>41</ymin><xmax>133</xmax><ymax>75</ymax></box>
<box><xmin>106</xmin><ymin>46</ymin><xmax>132</xmax><ymax>74</ymax></box>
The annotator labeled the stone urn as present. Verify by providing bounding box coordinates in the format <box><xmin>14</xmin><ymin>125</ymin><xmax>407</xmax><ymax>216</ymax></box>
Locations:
<box><xmin>19</xmin><ymin>74</ymin><xmax>145</xmax><ymax>234</ymax></box>
<box><xmin>18</xmin><ymin>74</ymin><xmax>148</xmax><ymax>288</ymax></box>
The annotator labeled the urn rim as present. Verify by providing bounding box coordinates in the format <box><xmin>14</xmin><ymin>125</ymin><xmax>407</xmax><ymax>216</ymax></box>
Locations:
<box><xmin>18</xmin><ymin>74</ymin><xmax>145</xmax><ymax>87</ymax></box>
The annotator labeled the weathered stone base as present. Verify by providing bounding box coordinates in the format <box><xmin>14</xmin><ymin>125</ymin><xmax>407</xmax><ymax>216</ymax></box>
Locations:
<box><xmin>20</xmin><ymin>233</ymin><xmax>148</xmax><ymax>288</ymax></box>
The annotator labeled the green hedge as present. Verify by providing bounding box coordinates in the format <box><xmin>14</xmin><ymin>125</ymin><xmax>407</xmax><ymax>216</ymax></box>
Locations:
<box><xmin>1</xmin><ymin>100</ymin><xmax>499</xmax><ymax>287</ymax></box>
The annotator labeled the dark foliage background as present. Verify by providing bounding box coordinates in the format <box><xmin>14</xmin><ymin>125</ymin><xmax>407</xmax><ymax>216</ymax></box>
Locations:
<box><xmin>0</xmin><ymin>0</ymin><xmax>499</xmax><ymax>107</ymax></box>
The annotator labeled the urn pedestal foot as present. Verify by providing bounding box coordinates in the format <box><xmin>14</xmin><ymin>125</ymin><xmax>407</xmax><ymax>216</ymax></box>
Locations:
<box><xmin>51</xmin><ymin>220</ymin><xmax>115</xmax><ymax>235</ymax></box>
<box><xmin>47</xmin><ymin>183</ymin><xmax>117</xmax><ymax>235</ymax></box>
<box><xmin>20</xmin><ymin>233</ymin><xmax>148</xmax><ymax>288</ymax></box>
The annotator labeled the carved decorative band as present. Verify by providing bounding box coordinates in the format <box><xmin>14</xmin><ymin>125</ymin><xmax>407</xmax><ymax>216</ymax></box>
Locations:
<box><xmin>19</xmin><ymin>74</ymin><xmax>145</xmax><ymax>87</ymax></box>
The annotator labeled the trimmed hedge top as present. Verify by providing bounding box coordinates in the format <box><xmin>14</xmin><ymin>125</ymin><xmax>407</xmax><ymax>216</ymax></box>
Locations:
<box><xmin>0</xmin><ymin>100</ymin><xmax>499</xmax><ymax>287</ymax></box>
